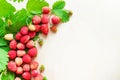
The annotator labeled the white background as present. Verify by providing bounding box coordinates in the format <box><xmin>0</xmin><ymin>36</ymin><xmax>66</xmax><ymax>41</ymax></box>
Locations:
<box><xmin>9</xmin><ymin>0</ymin><xmax>120</xmax><ymax>80</ymax></box>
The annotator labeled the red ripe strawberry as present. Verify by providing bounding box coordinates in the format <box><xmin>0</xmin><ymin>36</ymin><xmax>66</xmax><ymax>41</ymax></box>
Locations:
<box><xmin>41</xmin><ymin>15</ymin><xmax>49</xmax><ymax>24</ymax></box>
<box><xmin>35</xmin><ymin>25</ymin><xmax>41</xmax><ymax>32</ymax></box>
<box><xmin>51</xmin><ymin>16</ymin><xmax>60</xmax><ymax>25</ymax></box>
<box><xmin>15</xmin><ymin>77</ymin><xmax>21</xmax><ymax>80</ymax></box>
<box><xmin>23</xmin><ymin>64</ymin><xmax>30</xmax><ymax>72</ymax></box>
<box><xmin>15</xmin><ymin>57</ymin><xmax>23</xmax><ymax>66</ymax></box>
<box><xmin>28</xmin><ymin>31</ymin><xmax>36</xmax><ymax>38</ymax></box>
<box><xmin>42</xmin><ymin>6</ymin><xmax>50</xmax><ymax>14</ymax></box>
<box><xmin>22</xmin><ymin>54</ymin><xmax>32</xmax><ymax>64</ymax></box>
<box><xmin>16</xmin><ymin>67</ymin><xmax>23</xmax><ymax>74</ymax></box>
<box><xmin>9</xmin><ymin>40</ymin><xmax>17</xmax><ymax>49</ymax></box>
<box><xmin>22</xmin><ymin>72</ymin><xmax>31</xmax><ymax>80</ymax></box>
<box><xmin>20</xmin><ymin>35</ymin><xmax>30</xmax><ymax>44</ymax></box>
<box><xmin>41</xmin><ymin>24</ymin><xmax>49</xmax><ymax>35</ymax></box>
<box><xmin>28</xmin><ymin>47</ymin><xmax>37</xmax><ymax>57</ymax></box>
<box><xmin>8</xmin><ymin>61</ymin><xmax>17</xmax><ymax>72</ymax></box>
<box><xmin>8</xmin><ymin>50</ymin><xmax>17</xmax><ymax>59</ymax></box>
<box><xmin>30</xmin><ymin>61</ymin><xmax>39</xmax><ymax>70</ymax></box>
<box><xmin>20</xmin><ymin>26</ymin><xmax>28</xmax><ymax>35</ymax></box>
<box><xmin>34</xmin><ymin>74</ymin><xmax>43</xmax><ymax>80</ymax></box>
<box><xmin>26</xmin><ymin>40</ymin><xmax>35</xmax><ymax>49</ymax></box>
<box><xmin>17</xmin><ymin>43</ymin><xmax>25</xmax><ymax>50</ymax></box>
<box><xmin>31</xmin><ymin>70</ymin><xmax>39</xmax><ymax>77</ymax></box>
<box><xmin>17</xmin><ymin>50</ymin><xmax>26</xmax><ymax>57</ymax></box>
<box><xmin>32</xmin><ymin>16</ymin><xmax>41</xmax><ymax>25</ymax></box>
<box><xmin>15</xmin><ymin>32</ymin><xmax>22</xmax><ymax>40</ymax></box>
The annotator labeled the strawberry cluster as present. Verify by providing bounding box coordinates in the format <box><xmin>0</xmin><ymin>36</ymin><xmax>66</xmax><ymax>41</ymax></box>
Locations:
<box><xmin>7</xmin><ymin>6</ymin><xmax>60</xmax><ymax>80</ymax></box>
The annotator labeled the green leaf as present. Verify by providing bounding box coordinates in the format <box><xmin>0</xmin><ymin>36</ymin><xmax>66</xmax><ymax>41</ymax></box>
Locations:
<box><xmin>1</xmin><ymin>46</ymin><xmax>10</xmax><ymax>52</ymax></box>
<box><xmin>6</xmin><ymin>9</ymin><xmax>28</xmax><ymax>32</ymax></box>
<box><xmin>0</xmin><ymin>48</ymin><xmax>8</xmax><ymax>72</ymax></box>
<box><xmin>0</xmin><ymin>38</ymin><xmax>8</xmax><ymax>47</ymax></box>
<box><xmin>1</xmin><ymin>70</ymin><xmax>15</xmax><ymax>80</ymax></box>
<box><xmin>43</xmin><ymin>76</ymin><xmax>47</xmax><ymax>80</ymax></box>
<box><xmin>27</xmin><ymin>0</ymin><xmax>49</xmax><ymax>14</ymax></box>
<box><xmin>0</xmin><ymin>0</ymin><xmax>16</xmax><ymax>17</ymax></box>
<box><xmin>52</xmin><ymin>0</ymin><xmax>65</xmax><ymax>9</ymax></box>
<box><xmin>52</xmin><ymin>9</ymin><xmax>70</xmax><ymax>22</ymax></box>
<box><xmin>12</xmin><ymin>0</ymin><xmax>24</xmax><ymax>2</ymax></box>
<box><xmin>0</xmin><ymin>19</ymin><xmax>6</xmax><ymax>37</ymax></box>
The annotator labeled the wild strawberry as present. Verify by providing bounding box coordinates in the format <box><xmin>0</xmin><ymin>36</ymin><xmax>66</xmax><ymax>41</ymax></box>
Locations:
<box><xmin>8</xmin><ymin>61</ymin><xmax>17</xmax><ymax>72</ymax></box>
<box><xmin>9</xmin><ymin>40</ymin><xmax>17</xmax><ymax>49</ymax></box>
<box><xmin>26</xmin><ymin>40</ymin><xmax>35</xmax><ymax>48</ymax></box>
<box><xmin>34</xmin><ymin>74</ymin><xmax>43</xmax><ymax>80</ymax></box>
<box><xmin>35</xmin><ymin>25</ymin><xmax>41</xmax><ymax>32</ymax></box>
<box><xmin>15</xmin><ymin>32</ymin><xmax>22</xmax><ymax>40</ymax></box>
<box><xmin>28</xmin><ymin>24</ymin><xmax>36</xmax><ymax>31</ymax></box>
<box><xmin>20</xmin><ymin>35</ymin><xmax>30</xmax><ymax>44</ymax></box>
<box><xmin>41</xmin><ymin>15</ymin><xmax>49</xmax><ymax>24</ymax></box>
<box><xmin>17</xmin><ymin>50</ymin><xmax>26</xmax><ymax>57</ymax></box>
<box><xmin>31</xmin><ymin>70</ymin><xmax>39</xmax><ymax>77</ymax></box>
<box><xmin>17</xmin><ymin>43</ymin><xmax>25</xmax><ymax>50</ymax></box>
<box><xmin>30</xmin><ymin>61</ymin><xmax>39</xmax><ymax>70</ymax></box>
<box><xmin>15</xmin><ymin>77</ymin><xmax>21</xmax><ymax>80</ymax></box>
<box><xmin>28</xmin><ymin>31</ymin><xmax>36</xmax><ymax>38</ymax></box>
<box><xmin>41</xmin><ymin>24</ymin><xmax>49</xmax><ymax>35</ymax></box>
<box><xmin>22</xmin><ymin>54</ymin><xmax>32</xmax><ymax>64</ymax></box>
<box><xmin>42</xmin><ymin>6</ymin><xmax>50</xmax><ymax>14</ymax></box>
<box><xmin>16</xmin><ymin>67</ymin><xmax>23</xmax><ymax>74</ymax></box>
<box><xmin>23</xmin><ymin>64</ymin><xmax>30</xmax><ymax>72</ymax></box>
<box><xmin>20</xmin><ymin>26</ymin><xmax>28</xmax><ymax>35</ymax></box>
<box><xmin>51</xmin><ymin>16</ymin><xmax>60</xmax><ymax>25</ymax></box>
<box><xmin>28</xmin><ymin>47</ymin><xmax>37</xmax><ymax>57</ymax></box>
<box><xmin>32</xmin><ymin>16</ymin><xmax>41</xmax><ymax>25</ymax></box>
<box><xmin>50</xmin><ymin>26</ymin><xmax>57</xmax><ymax>33</ymax></box>
<box><xmin>4</xmin><ymin>34</ymin><xmax>13</xmax><ymax>41</ymax></box>
<box><xmin>15</xmin><ymin>57</ymin><xmax>23</xmax><ymax>66</ymax></box>
<box><xmin>22</xmin><ymin>72</ymin><xmax>31</xmax><ymax>80</ymax></box>
<box><xmin>8</xmin><ymin>50</ymin><xmax>17</xmax><ymax>59</ymax></box>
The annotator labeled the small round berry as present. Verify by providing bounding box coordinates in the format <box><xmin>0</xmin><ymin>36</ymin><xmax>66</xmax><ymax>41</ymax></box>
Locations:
<box><xmin>22</xmin><ymin>72</ymin><xmax>31</xmax><ymax>80</ymax></box>
<box><xmin>51</xmin><ymin>16</ymin><xmax>60</xmax><ymax>25</ymax></box>
<box><xmin>23</xmin><ymin>64</ymin><xmax>30</xmax><ymax>72</ymax></box>
<box><xmin>16</xmin><ymin>67</ymin><xmax>23</xmax><ymax>74</ymax></box>
<box><xmin>20</xmin><ymin>26</ymin><xmax>28</xmax><ymax>35</ymax></box>
<box><xmin>28</xmin><ymin>47</ymin><xmax>37</xmax><ymax>57</ymax></box>
<box><xmin>28</xmin><ymin>25</ymin><xmax>36</xmax><ymax>31</ymax></box>
<box><xmin>32</xmin><ymin>16</ymin><xmax>41</xmax><ymax>25</ymax></box>
<box><xmin>22</xmin><ymin>54</ymin><xmax>32</xmax><ymax>64</ymax></box>
<box><xmin>31</xmin><ymin>70</ymin><xmax>39</xmax><ymax>77</ymax></box>
<box><xmin>15</xmin><ymin>32</ymin><xmax>22</xmax><ymax>40</ymax></box>
<box><xmin>28</xmin><ymin>31</ymin><xmax>36</xmax><ymax>39</ymax></box>
<box><xmin>9</xmin><ymin>40</ymin><xmax>17</xmax><ymax>49</ymax></box>
<box><xmin>42</xmin><ymin>6</ymin><xmax>51</xmax><ymax>14</ymax></box>
<box><xmin>8</xmin><ymin>50</ymin><xmax>17</xmax><ymax>59</ymax></box>
<box><xmin>8</xmin><ymin>61</ymin><xmax>17</xmax><ymax>72</ymax></box>
<box><xmin>15</xmin><ymin>57</ymin><xmax>23</xmax><ymax>66</ymax></box>
<box><xmin>20</xmin><ymin>35</ymin><xmax>30</xmax><ymax>44</ymax></box>
<box><xmin>17</xmin><ymin>43</ymin><xmax>25</xmax><ymax>50</ymax></box>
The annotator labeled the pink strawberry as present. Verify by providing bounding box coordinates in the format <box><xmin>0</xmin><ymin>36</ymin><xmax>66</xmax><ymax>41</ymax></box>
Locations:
<box><xmin>17</xmin><ymin>43</ymin><xmax>25</xmax><ymax>50</ymax></box>
<box><xmin>35</xmin><ymin>25</ymin><xmax>41</xmax><ymax>32</ymax></box>
<box><xmin>8</xmin><ymin>61</ymin><xmax>17</xmax><ymax>72</ymax></box>
<box><xmin>42</xmin><ymin>6</ymin><xmax>51</xmax><ymax>14</ymax></box>
<box><xmin>8</xmin><ymin>50</ymin><xmax>17</xmax><ymax>59</ymax></box>
<box><xmin>26</xmin><ymin>40</ymin><xmax>35</xmax><ymax>48</ymax></box>
<box><xmin>20</xmin><ymin>26</ymin><xmax>28</xmax><ymax>35</ymax></box>
<box><xmin>20</xmin><ymin>35</ymin><xmax>30</xmax><ymax>44</ymax></box>
<box><xmin>28</xmin><ymin>31</ymin><xmax>36</xmax><ymax>38</ymax></box>
<box><xmin>51</xmin><ymin>16</ymin><xmax>60</xmax><ymax>25</ymax></box>
<box><xmin>41</xmin><ymin>15</ymin><xmax>49</xmax><ymax>24</ymax></box>
<box><xmin>15</xmin><ymin>57</ymin><xmax>23</xmax><ymax>66</ymax></box>
<box><xmin>16</xmin><ymin>67</ymin><xmax>23</xmax><ymax>74</ymax></box>
<box><xmin>34</xmin><ymin>74</ymin><xmax>43</xmax><ymax>80</ymax></box>
<box><xmin>15</xmin><ymin>77</ymin><xmax>21</xmax><ymax>80</ymax></box>
<box><xmin>22</xmin><ymin>54</ymin><xmax>32</xmax><ymax>64</ymax></box>
<box><xmin>30</xmin><ymin>61</ymin><xmax>39</xmax><ymax>70</ymax></box>
<box><xmin>31</xmin><ymin>70</ymin><xmax>39</xmax><ymax>77</ymax></box>
<box><xmin>32</xmin><ymin>16</ymin><xmax>41</xmax><ymax>25</ymax></box>
<box><xmin>28</xmin><ymin>47</ymin><xmax>37</xmax><ymax>57</ymax></box>
<box><xmin>15</xmin><ymin>32</ymin><xmax>22</xmax><ymax>40</ymax></box>
<box><xmin>41</xmin><ymin>24</ymin><xmax>49</xmax><ymax>35</ymax></box>
<box><xmin>9</xmin><ymin>40</ymin><xmax>17</xmax><ymax>49</ymax></box>
<box><xmin>22</xmin><ymin>72</ymin><xmax>31</xmax><ymax>80</ymax></box>
<box><xmin>23</xmin><ymin>64</ymin><xmax>30</xmax><ymax>72</ymax></box>
<box><xmin>17</xmin><ymin>50</ymin><xmax>26</xmax><ymax>57</ymax></box>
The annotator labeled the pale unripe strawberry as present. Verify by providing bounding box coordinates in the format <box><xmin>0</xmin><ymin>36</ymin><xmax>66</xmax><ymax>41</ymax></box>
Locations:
<box><xmin>28</xmin><ymin>31</ymin><xmax>36</xmax><ymax>38</ymax></box>
<box><xmin>35</xmin><ymin>25</ymin><xmax>41</xmax><ymax>32</ymax></box>
<box><xmin>31</xmin><ymin>70</ymin><xmax>39</xmax><ymax>77</ymax></box>
<box><xmin>22</xmin><ymin>72</ymin><xmax>31</xmax><ymax>80</ymax></box>
<box><xmin>20</xmin><ymin>35</ymin><xmax>30</xmax><ymax>44</ymax></box>
<box><xmin>26</xmin><ymin>40</ymin><xmax>35</xmax><ymax>48</ymax></box>
<box><xmin>8</xmin><ymin>50</ymin><xmax>17</xmax><ymax>59</ymax></box>
<box><xmin>15</xmin><ymin>32</ymin><xmax>22</xmax><ymax>40</ymax></box>
<box><xmin>4</xmin><ymin>34</ymin><xmax>13</xmax><ymax>41</ymax></box>
<box><xmin>28</xmin><ymin>47</ymin><xmax>37</xmax><ymax>57</ymax></box>
<box><xmin>16</xmin><ymin>67</ymin><xmax>23</xmax><ymax>74</ymax></box>
<box><xmin>34</xmin><ymin>74</ymin><xmax>43</xmax><ymax>80</ymax></box>
<box><xmin>51</xmin><ymin>16</ymin><xmax>60</xmax><ymax>24</ymax></box>
<box><xmin>17</xmin><ymin>50</ymin><xmax>26</xmax><ymax>57</ymax></box>
<box><xmin>22</xmin><ymin>54</ymin><xmax>32</xmax><ymax>64</ymax></box>
<box><xmin>17</xmin><ymin>43</ymin><xmax>25</xmax><ymax>50</ymax></box>
<box><xmin>41</xmin><ymin>15</ymin><xmax>49</xmax><ymax>24</ymax></box>
<box><xmin>9</xmin><ymin>40</ymin><xmax>17</xmax><ymax>49</ymax></box>
<box><xmin>20</xmin><ymin>26</ymin><xmax>28</xmax><ymax>35</ymax></box>
<box><xmin>41</xmin><ymin>24</ymin><xmax>49</xmax><ymax>35</ymax></box>
<box><xmin>23</xmin><ymin>64</ymin><xmax>30</xmax><ymax>72</ymax></box>
<box><xmin>32</xmin><ymin>16</ymin><xmax>41</xmax><ymax>25</ymax></box>
<box><xmin>42</xmin><ymin>6</ymin><xmax>51</xmax><ymax>14</ymax></box>
<box><xmin>8</xmin><ymin>61</ymin><xmax>17</xmax><ymax>72</ymax></box>
<box><xmin>15</xmin><ymin>77</ymin><xmax>21</xmax><ymax>80</ymax></box>
<box><xmin>28</xmin><ymin>24</ymin><xmax>36</xmax><ymax>31</ymax></box>
<box><xmin>30</xmin><ymin>61</ymin><xmax>39</xmax><ymax>70</ymax></box>
<box><xmin>15</xmin><ymin>57</ymin><xmax>23</xmax><ymax>66</ymax></box>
